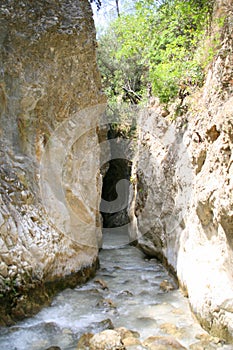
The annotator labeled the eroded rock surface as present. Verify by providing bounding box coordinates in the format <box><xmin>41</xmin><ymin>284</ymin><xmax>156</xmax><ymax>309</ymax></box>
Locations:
<box><xmin>0</xmin><ymin>0</ymin><xmax>105</xmax><ymax>324</ymax></box>
<box><xmin>129</xmin><ymin>0</ymin><xmax>233</xmax><ymax>341</ymax></box>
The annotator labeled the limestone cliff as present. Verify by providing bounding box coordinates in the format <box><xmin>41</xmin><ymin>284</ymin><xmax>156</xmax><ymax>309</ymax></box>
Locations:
<box><xmin>129</xmin><ymin>0</ymin><xmax>233</xmax><ymax>341</ymax></box>
<box><xmin>0</xmin><ymin>0</ymin><xmax>105</xmax><ymax>325</ymax></box>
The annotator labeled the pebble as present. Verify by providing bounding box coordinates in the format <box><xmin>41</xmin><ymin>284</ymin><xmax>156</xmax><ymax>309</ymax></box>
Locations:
<box><xmin>118</xmin><ymin>290</ymin><xmax>134</xmax><ymax>297</ymax></box>
<box><xmin>160</xmin><ymin>279</ymin><xmax>175</xmax><ymax>292</ymax></box>
<box><xmin>97</xmin><ymin>298</ymin><xmax>116</xmax><ymax>308</ymax></box>
<box><xmin>94</xmin><ymin>278</ymin><xmax>109</xmax><ymax>290</ymax></box>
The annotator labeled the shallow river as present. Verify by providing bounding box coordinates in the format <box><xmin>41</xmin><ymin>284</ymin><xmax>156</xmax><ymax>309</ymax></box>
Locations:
<box><xmin>0</xmin><ymin>232</ymin><xmax>232</xmax><ymax>350</ymax></box>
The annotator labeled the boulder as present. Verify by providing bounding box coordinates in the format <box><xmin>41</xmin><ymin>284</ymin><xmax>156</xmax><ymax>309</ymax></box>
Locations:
<box><xmin>89</xmin><ymin>329</ymin><xmax>126</xmax><ymax>350</ymax></box>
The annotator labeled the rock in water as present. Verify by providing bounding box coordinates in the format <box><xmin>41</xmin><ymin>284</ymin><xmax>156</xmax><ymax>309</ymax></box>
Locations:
<box><xmin>115</xmin><ymin>327</ymin><xmax>140</xmax><ymax>340</ymax></box>
<box><xmin>143</xmin><ymin>336</ymin><xmax>187</xmax><ymax>350</ymax></box>
<box><xmin>76</xmin><ymin>333</ymin><xmax>94</xmax><ymax>349</ymax></box>
<box><xmin>89</xmin><ymin>329</ymin><xmax>126</xmax><ymax>350</ymax></box>
<box><xmin>160</xmin><ymin>280</ymin><xmax>175</xmax><ymax>292</ymax></box>
<box><xmin>88</xmin><ymin>318</ymin><xmax>114</xmax><ymax>333</ymax></box>
<box><xmin>122</xmin><ymin>337</ymin><xmax>142</xmax><ymax>347</ymax></box>
<box><xmin>94</xmin><ymin>278</ymin><xmax>109</xmax><ymax>290</ymax></box>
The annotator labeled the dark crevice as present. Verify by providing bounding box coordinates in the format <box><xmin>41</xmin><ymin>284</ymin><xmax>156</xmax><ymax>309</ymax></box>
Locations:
<box><xmin>101</xmin><ymin>158</ymin><xmax>131</xmax><ymax>228</ymax></box>
<box><xmin>100</xmin><ymin>124</ymin><xmax>132</xmax><ymax>228</ymax></box>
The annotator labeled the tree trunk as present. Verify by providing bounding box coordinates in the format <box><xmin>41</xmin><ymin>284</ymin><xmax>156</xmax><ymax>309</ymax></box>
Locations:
<box><xmin>115</xmin><ymin>0</ymin><xmax>120</xmax><ymax>17</ymax></box>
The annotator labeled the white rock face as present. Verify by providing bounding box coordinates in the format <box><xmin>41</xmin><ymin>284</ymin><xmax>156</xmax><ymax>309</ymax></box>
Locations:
<box><xmin>129</xmin><ymin>2</ymin><xmax>233</xmax><ymax>341</ymax></box>
<box><xmin>0</xmin><ymin>0</ymin><xmax>106</xmax><ymax>324</ymax></box>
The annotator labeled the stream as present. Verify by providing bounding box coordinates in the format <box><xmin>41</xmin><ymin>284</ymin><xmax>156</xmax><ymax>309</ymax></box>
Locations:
<box><xmin>0</xmin><ymin>231</ymin><xmax>232</xmax><ymax>350</ymax></box>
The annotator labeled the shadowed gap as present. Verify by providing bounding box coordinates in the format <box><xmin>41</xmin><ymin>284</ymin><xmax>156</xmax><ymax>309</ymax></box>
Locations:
<box><xmin>101</xmin><ymin>157</ymin><xmax>131</xmax><ymax>228</ymax></box>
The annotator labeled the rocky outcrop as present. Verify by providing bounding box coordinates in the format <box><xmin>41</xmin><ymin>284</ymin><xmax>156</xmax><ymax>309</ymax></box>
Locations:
<box><xmin>0</xmin><ymin>0</ymin><xmax>105</xmax><ymax>324</ymax></box>
<box><xmin>129</xmin><ymin>0</ymin><xmax>233</xmax><ymax>341</ymax></box>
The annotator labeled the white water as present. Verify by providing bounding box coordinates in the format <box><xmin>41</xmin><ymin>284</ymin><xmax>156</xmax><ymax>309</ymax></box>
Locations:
<box><xmin>0</xmin><ymin>231</ymin><xmax>231</xmax><ymax>350</ymax></box>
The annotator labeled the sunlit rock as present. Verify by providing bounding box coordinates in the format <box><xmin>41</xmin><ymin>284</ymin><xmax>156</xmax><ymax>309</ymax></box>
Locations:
<box><xmin>143</xmin><ymin>336</ymin><xmax>187</xmax><ymax>350</ymax></box>
<box><xmin>128</xmin><ymin>0</ymin><xmax>233</xmax><ymax>341</ymax></box>
<box><xmin>89</xmin><ymin>329</ymin><xmax>125</xmax><ymax>350</ymax></box>
<box><xmin>0</xmin><ymin>0</ymin><xmax>106</xmax><ymax>324</ymax></box>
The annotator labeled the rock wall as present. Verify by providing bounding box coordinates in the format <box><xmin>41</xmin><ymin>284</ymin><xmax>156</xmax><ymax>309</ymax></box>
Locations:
<box><xmin>0</xmin><ymin>0</ymin><xmax>105</xmax><ymax>325</ymax></box>
<box><xmin>129</xmin><ymin>0</ymin><xmax>233</xmax><ymax>341</ymax></box>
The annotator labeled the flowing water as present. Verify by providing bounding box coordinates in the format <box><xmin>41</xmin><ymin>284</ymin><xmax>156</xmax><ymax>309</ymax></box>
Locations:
<box><xmin>0</xmin><ymin>231</ymin><xmax>232</xmax><ymax>350</ymax></box>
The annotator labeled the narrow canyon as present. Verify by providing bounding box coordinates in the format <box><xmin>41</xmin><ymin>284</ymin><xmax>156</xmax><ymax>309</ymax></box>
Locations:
<box><xmin>0</xmin><ymin>0</ymin><xmax>232</xmax><ymax>348</ymax></box>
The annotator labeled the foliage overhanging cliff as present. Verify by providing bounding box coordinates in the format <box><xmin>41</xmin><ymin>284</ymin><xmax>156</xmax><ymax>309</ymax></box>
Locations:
<box><xmin>97</xmin><ymin>0</ymin><xmax>222</xmax><ymax>109</ymax></box>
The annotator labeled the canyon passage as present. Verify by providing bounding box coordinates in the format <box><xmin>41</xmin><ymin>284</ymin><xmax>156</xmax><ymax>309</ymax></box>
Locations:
<box><xmin>0</xmin><ymin>0</ymin><xmax>233</xmax><ymax>348</ymax></box>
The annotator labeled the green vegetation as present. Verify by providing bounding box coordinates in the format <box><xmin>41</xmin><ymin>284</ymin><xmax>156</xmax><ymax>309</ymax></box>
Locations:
<box><xmin>97</xmin><ymin>0</ymin><xmax>215</xmax><ymax>107</ymax></box>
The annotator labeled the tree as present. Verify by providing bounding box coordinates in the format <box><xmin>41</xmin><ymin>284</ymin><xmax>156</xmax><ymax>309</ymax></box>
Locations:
<box><xmin>89</xmin><ymin>0</ymin><xmax>102</xmax><ymax>10</ymax></box>
<box><xmin>97</xmin><ymin>25</ymin><xmax>145</xmax><ymax>104</ymax></box>
<box><xmin>115</xmin><ymin>0</ymin><xmax>120</xmax><ymax>17</ymax></box>
<box><xmin>90</xmin><ymin>0</ymin><xmax>120</xmax><ymax>17</ymax></box>
<box><xmin>97</xmin><ymin>0</ymin><xmax>214</xmax><ymax>105</ymax></box>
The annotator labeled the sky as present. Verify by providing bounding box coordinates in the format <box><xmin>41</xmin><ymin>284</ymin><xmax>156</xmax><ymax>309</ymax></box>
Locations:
<box><xmin>91</xmin><ymin>0</ymin><xmax>136</xmax><ymax>35</ymax></box>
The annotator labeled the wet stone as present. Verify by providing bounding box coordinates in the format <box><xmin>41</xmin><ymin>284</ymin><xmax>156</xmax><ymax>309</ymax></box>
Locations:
<box><xmin>87</xmin><ymin>318</ymin><xmax>114</xmax><ymax>333</ymax></box>
<box><xmin>160</xmin><ymin>280</ymin><xmax>176</xmax><ymax>292</ymax></box>
<box><xmin>117</xmin><ymin>290</ymin><xmax>134</xmax><ymax>297</ymax></box>
<box><xmin>159</xmin><ymin>323</ymin><xmax>186</xmax><ymax>338</ymax></box>
<box><xmin>94</xmin><ymin>278</ymin><xmax>109</xmax><ymax>290</ymax></box>
<box><xmin>123</xmin><ymin>336</ymin><xmax>141</xmax><ymax>347</ymax></box>
<box><xmin>115</xmin><ymin>327</ymin><xmax>140</xmax><ymax>340</ymax></box>
<box><xmin>76</xmin><ymin>333</ymin><xmax>94</xmax><ymax>349</ymax></box>
<box><xmin>89</xmin><ymin>329</ymin><xmax>125</xmax><ymax>350</ymax></box>
<box><xmin>143</xmin><ymin>336</ymin><xmax>187</xmax><ymax>350</ymax></box>
<box><xmin>96</xmin><ymin>298</ymin><xmax>117</xmax><ymax>308</ymax></box>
